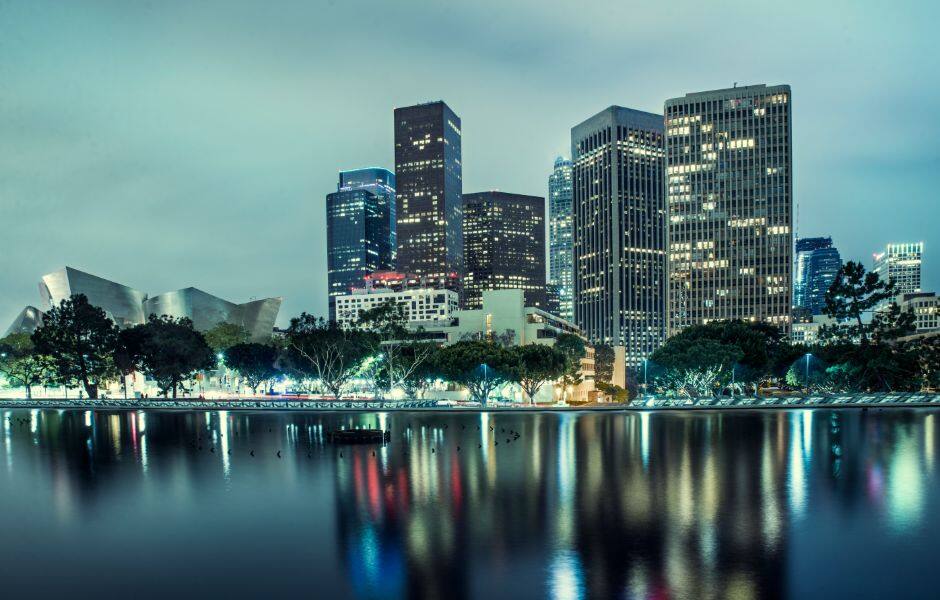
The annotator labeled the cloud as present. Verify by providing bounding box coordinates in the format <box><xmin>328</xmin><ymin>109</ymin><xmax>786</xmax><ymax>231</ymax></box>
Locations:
<box><xmin>1</xmin><ymin>0</ymin><xmax>938</xmax><ymax>330</ymax></box>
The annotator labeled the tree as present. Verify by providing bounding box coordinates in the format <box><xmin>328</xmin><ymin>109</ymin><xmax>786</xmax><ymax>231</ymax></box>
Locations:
<box><xmin>399</xmin><ymin>343</ymin><xmax>442</xmax><ymax>400</ymax></box>
<box><xmin>136</xmin><ymin>315</ymin><xmax>216</xmax><ymax>398</ymax></box>
<box><xmin>355</xmin><ymin>300</ymin><xmax>436</xmax><ymax>397</ymax></box>
<box><xmin>511</xmin><ymin>344</ymin><xmax>568</xmax><ymax>404</ymax></box>
<box><xmin>659</xmin><ymin>365</ymin><xmax>725</xmax><ymax>397</ymax></box>
<box><xmin>824</xmin><ymin>261</ymin><xmax>897</xmax><ymax>344</ymax></box>
<box><xmin>555</xmin><ymin>333</ymin><xmax>586</xmax><ymax>402</ymax></box>
<box><xmin>596</xmin><ymin>380</ymin><xmax>629</xmax><ymax>403</ymax></box>
<box><xmin>908</xmin><ymin>336</ymin><xmax>940</xmax><ymax>391</ymax></box>
<box><xmin>593</xmin><ymin>344</ymin><xmax>615</xmax><ymax>385</ymax></box>
<box><xmin>650</xmin><ymin>320</ymin><xmax>787</xmax><ymax>388</ymax></box>
<box><xmin>31</xmin><ymin>294</ymin><xmax>119</xmax><ymax>399</ymax></box>
<box><xmin>114</xmin><ymin>326</ymin><xmax>147</xmax><ymax>399</ymax></box>
<box><xmin>0</xmin><ymin>333</ymin><xmax>52</xmax><ymax>399</ymax></box>
<box><xmin>203</xmin><ymin>322</ymin><xmax>251</xmax><ymax>353</ymax></box>
<box><xmin>435</xmin><ymin>340</ymin><xmax>518</xmax><ymax>405</ymax></box>
<box><xmin>224</xmin><ymin>342</ymin><xmax>280</xmax><ymax>394</ymax></box>
<box><xmin>282</xmin><ymin>314</ymin><xmax>373</xmax><ymax>399</ymax></box>
<box><xmin>870</xmin><ymin>302</ymin><xmax>916</xmax><ymax>343</ymax></box>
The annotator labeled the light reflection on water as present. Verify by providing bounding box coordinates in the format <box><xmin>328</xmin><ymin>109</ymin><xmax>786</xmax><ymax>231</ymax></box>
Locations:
<box><xmin>0</xmin><ymin>408</ymin><xmax>938</xmax><ymax>599</ymax></box>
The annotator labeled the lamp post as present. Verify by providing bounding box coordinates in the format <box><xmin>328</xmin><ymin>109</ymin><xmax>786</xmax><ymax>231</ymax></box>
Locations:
<box><xmin>804</xmin><ymin>353</ymin><xmax>812</xmax><ymax>390</ymax></box>
<box><xmin>643</xmin><ymin>359</ymin><xmax>648</xmax><ymax>396</ymax></box>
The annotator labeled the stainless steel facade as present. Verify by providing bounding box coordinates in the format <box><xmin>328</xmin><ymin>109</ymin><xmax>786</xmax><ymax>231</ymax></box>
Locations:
<box><xmin>143</xmin><ymin>288</ymin><xmax>282</xmax><ymax>342</ymax></box>
<box><xmin>665</xmin><ymin>84</ymin><xmax>793</xmax><ymax>334</ymax></box>
<box><xmin>21</xmin><ymin>267</ymin><xmax>281</xmax><ymax>341</ymax></box>
<box><xmin>3</xmin><ymin>306</ymin><xmax>45</xmax><ymax>337</ymax></box>
<box><xmin>571</xmin><ymin>106</ymin><xmax>667</xmax><ymax>367</ymax></box>
<box><xmin>40</xmin><ymin>267</ymin><xmax>147</xmax><ymax>327</ymax></box>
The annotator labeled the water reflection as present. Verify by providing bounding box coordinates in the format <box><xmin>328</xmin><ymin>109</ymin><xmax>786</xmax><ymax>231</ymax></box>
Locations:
<box><xmin>0</xmin><ymin>408</ymin><xmax>938</xmax><ymax>599</ymax></box>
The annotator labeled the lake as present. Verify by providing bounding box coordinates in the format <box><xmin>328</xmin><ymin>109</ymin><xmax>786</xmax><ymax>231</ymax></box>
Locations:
<box><xmin>1</xmin><ymin>408</ymin><xmax>937</xmax><ymax>599</ymax></box>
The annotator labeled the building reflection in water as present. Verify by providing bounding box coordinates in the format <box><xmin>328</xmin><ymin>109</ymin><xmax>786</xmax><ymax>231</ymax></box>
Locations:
<box><xmin>0</xmin><ymin>408</ymin><xmax>938</xmax><ymax>599</ymax></box>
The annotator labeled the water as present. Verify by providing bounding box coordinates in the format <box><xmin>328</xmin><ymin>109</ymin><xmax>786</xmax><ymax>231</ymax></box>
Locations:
<box><xmin>1</xmin><ymin>408</ymin><xmax>938</xmax><ymax>599</ymax></box>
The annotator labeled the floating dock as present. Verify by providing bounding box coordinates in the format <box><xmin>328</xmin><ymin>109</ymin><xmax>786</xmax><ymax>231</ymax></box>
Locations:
<box><xmin>327</xmin><ymin>429</ymin><xmax>391</xmax><ymax>444</ymax></box>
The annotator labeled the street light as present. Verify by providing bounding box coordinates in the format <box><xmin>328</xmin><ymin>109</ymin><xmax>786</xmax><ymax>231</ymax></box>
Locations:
<box><xmin>481</xmin><ymin>363</ymin><xmax>489</xmax><ymax>405</ymax></box>
<box><xmin>643</xmin><ymin>359</ymin><xmax>648</xmax><ymax>396</ymax></box>
<box><xmin>804</xmin><ymin>353</ymin><xmax>812</xmax><ymax>390</ymax></box>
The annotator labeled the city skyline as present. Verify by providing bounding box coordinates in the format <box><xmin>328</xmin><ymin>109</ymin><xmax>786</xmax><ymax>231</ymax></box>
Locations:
<box><xmin>2</xmin><ymin>0</ymin><xmax>938</xmax><ymax>328</ymax></box>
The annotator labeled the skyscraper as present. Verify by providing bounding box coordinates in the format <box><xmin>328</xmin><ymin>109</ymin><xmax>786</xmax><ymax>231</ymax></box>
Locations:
<box><xmin>571</xmin><ymin>106</ymin><xmax>667</xmax><ymax>366</ymax></box>
<box><xmin>326</xmin><ymin>168</ymin><xmax>396</xmax><ymax>319</ymax></box>
<box><xmin>548</xmin><ymin>156</ymin><xmax>574</xmax><ymax>321</ymax></box>
<box><xmin>794</xmin><ymin>237</ymin><xmax>842</xmax><ymax>315</ymax></box>
<box><xmin>873</xmin><ymin>242</ymin><xmax>923</xmax><ymax>295</ymax></box>
<box><xmin>665</xmin><ymin>84</ymin><xmax>793</xmax><ymax>334</ymax></box>
<box><xmin>393</xmin><ymin>101</ymin><xmax>463</xmax><ymax>288</ymax></box>
<box><xmin>462</xmin><ymin>191</ymin><xmax>546</xmax><ymax>310</ymax></box>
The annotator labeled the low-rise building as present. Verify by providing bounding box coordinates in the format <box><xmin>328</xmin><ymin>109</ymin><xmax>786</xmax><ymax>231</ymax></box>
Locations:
<box><xmin>333</xmin><ymin>271</ymin><xmax>459</xmax><ymax>328</ymax></box>
<box><xmin>790</xmin><ymin>315</ymin><xmax>837</xmax><ymax>345</ymax></box>
<box><xmin>893</xmin><ymin>292</ymin><xmax>939</xmax><ymax>333</ymax></box>
<box><xmin>422</xmin><ymin>289</ymin><xmax>599</xmax><ymax>403</ymax></box>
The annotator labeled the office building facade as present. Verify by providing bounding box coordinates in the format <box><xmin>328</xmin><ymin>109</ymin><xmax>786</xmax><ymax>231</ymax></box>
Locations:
<box><xmin>326</xmin><ymin>168</ymin><xmax>397</xmax><ymax>319</ymax></box>
<box><xmin>665</xmin><ymin>84</ymin><xmax>793</xmax><ymax>334</ymax></box>
<box><xmin>462</xmin><ymin>191</ymin><xmax>547</xmax><ymax>310</ymax></box>
<box><xmin>794</xmin><ymin>236</ymin><xmax>842</xmax><ymax>315</ymax></box>
<box><xmin>393</xmin><ymin>101</ymin><xmax>463</xmax><ymax>287</ymax></box>
<box><xmin>873</xmin><ymin>242</ymin><xmax>923</xmax><ymax>295</ymax></box>
<box><xmin>571</xmin><ymin>106</ymin><xmax>667</xmax><ymax>366</ymax></box>
<box><xmin>548</xmin><ymin>156</ymin><xmax>574</xmax><ymax>321</ymax></box>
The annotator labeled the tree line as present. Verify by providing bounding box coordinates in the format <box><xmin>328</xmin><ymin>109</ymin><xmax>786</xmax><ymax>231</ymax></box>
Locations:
<box><xmin>0</xmin><ymin>294</ymin><xmax>592</xmax><ymax>403</ymax></box>
<box><xmin>3</xmin><ymin>261</ymin><xmax>934</xmax><ymax>401</ymax></box>
<box><xmin>646</xmin><ymin>261</ymin><xmax>939</xmax><ymax>396</ymax></box>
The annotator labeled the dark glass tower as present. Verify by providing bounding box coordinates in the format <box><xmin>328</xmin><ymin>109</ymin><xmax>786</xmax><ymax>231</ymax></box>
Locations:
<box><xmin>326</xmin><ymin>168</ymin><xmax>396</xmax><ymax>320</ymax></box>
<box><xmin>462</xmin><ymin>191</ymin><xmax>546</xmax><ymax>310</ymax></box>
<box><xmin>393</xmin><ymin>101</ymin><xmax>463</xmax><ymax>287</ymax></box>
<box><xmin>571</xmin><ymin>106</ymin><xmax>667</xmax><ymax>367</ymax></box>
<box><xmin>794</xmin><ymin>237</ymin><xmax>842</xmax><ymax>315</ymax></box>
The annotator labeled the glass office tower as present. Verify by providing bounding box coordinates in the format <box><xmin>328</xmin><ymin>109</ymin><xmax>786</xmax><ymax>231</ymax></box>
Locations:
<box><xmin>665</xmin><ymin>84</ymin><xmax>793</xmax><ymax>334</ymax></box>
<box><xmin>794</xmin><ymin>237</ymin><xmax>842</xmax><ymax>315</ymax></box>
<box><xmin>462</xmin><ymin>191</ymin><xmax>547</xmax><ymax>310</ymax></box>
<box><xmin>393</xmin><ymin>101</ymin><xmax>463</xmax><ymax>289</ymax></box>
<box><xmin>548</xmin><ymin>156</ymin><xmax>574</xmax><ymax>321</ymax></box>
<box><xmin>873</xmin><ymin>242</ymin><xmax>923</xmax><ymax>295</ymax></box>
<box><xmin>326</xmin><ymin>168</ymin><xmax>396</xmax><ymax>319</ymax></box>
<box><xmin>571</xmin><ymin>106</ymin><xmax>667</xmax><ymax>366</ymax></box>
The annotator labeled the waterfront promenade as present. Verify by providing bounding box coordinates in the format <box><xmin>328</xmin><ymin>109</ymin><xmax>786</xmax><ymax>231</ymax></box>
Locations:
<box><xmin>1</xmin><ymin>392</ymin><xmax>937</xmax><ymax>412</ymax></box>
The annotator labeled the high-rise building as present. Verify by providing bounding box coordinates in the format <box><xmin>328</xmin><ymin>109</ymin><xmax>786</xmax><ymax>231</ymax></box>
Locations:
<box><xmin>571</xmin><ymin>106</ymin><xmax>667</xmax><ymax>366</ymax></box>
<box><xmin>873</xmin><ymin>242</ymin><xmax>923</xmax><ymax>295</ymax></box>
<box><xmin>548</xmin><ymin>156</ymin><xmax>574</xmax><ymax>321</ymax></box>
<box><xmin>794</xmin><ymin>237</ymin><xmax>842</xmax><ymax>315</ymax></box>
<box><xmin>462</xmin><ymin>191</ymin><xmax>547</xmax><ymax>310</ymax></box>
<box><xmin>326</xmin><ymin>168</ymin><xmax>396</xmax><ymax>319</ymax></box>
<box><xmin>665</xmin><ymin>84</ymin><xmax>793</xmax><ymax>334</ymax></box>
<box><xmin>393</xmin><ymin>101</ymin><xmax>463</xmax><ymax>288</ymax></box>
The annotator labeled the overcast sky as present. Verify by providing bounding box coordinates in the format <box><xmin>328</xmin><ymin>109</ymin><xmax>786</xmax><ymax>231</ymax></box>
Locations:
<box><xmin>2</xmin><ymin>0</ymin><xmax>938</xmax><ymax>328</ymax></box>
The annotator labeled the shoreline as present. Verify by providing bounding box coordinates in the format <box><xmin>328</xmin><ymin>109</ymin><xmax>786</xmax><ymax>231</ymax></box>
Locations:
<box><xmin>1</xmin><ymin>394</ymin><xmax>938</xmax><ymax>412</ymax></box>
